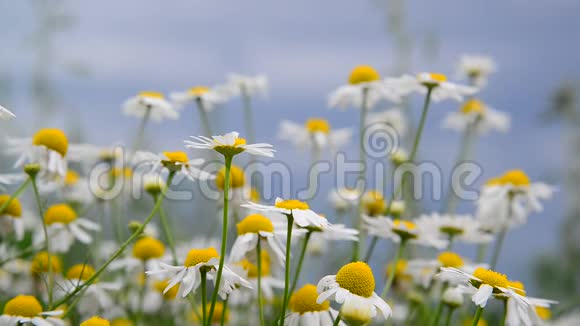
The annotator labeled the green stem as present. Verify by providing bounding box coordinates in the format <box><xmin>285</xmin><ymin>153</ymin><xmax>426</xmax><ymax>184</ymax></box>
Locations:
<box><xmin>153</xmin><ymin>194</ymin><xmax>178</xmax><ymax>265</ymax></box>
<box><xmin>476</xmin><ymin>243</ymin><xmax>488</xmax><ymax>263</ymax></box>
<box><xmin>490</xmin><ymin>227</ymin><xmax>507</xmax><ymax>270</ymax></box>
<box><xmin>242</xmin><ymin>89</ymin><xmax>255</xmax><ymax>147</ymax></box>
<box><xmin>279</xmin><ymin>214</ymin><xmax>294</xmax><ymax>326</ymax></box>
<box><xmin>333</xmin><ymin>312</ymin><xmax>342</xmax><ymax>326</ymax></box>
<box><xmin>471</xmin><ymin>306</ymin><xmax>484</xmax><ymax>326</ymax></box>
<box><xmin>31</xmin><ymin>176</ymin><xmax>53</xmax><ymax>307</ymax></box>
<box><xmin>201</xmin><ymin>270</ymin><xmax>208</xmax><ymax>325</ymax></box>
<box><xmin>136</xmin><ymin>263</ymin><xmax>146</xmax><ymax>324</ymax></box>
<box><xmin>289</xmin><ymin>231</ymin><xmax>312</xmax><ymax>295</ymax></box>
<box><xmin>207</xmin><ymin>155</ymin><xmax>233</xmax><ymax>325</ymax></box>
<box><xmin>443</xmin><ymin>123</ymin><xmax>476</xmax><ymax>213</ymax></box>
<box><xmin>51</xmin><ymin>172</ymin><xmax>176</xmax><ymax>309</ymax></box>
<box><xmin>431</xmin><ymin>301</ymin><xmax>444</xmax><ymax>326</ymax></box>
<box><xmin>364</xmin><ymin>236</ymin><xmax>378</xmax><ymax>262</ymax></box>
<box><xmin>134</xmin><ymin>106</ymin><xmax>151</xmax><ymax>151</ymax></box>
<box><xmin>196</xmin><ymin>98</ymin><xmax>212</xmax><ymax>136</ymax></box>
<box><xmin>220</xmin><ymin>295</ymin><xmax>229</xmax><ymax>326</ymax></box>
<box><xmin>257</xmin><ymin>239</ymin><xmax>265</xmax><ymax>326</ymax></box>
<box><xmin>0</xmin><ymin>178</ymin><xmax>31</xmax><ymax>213</ymax></box>
<box><xmin>500</xmin><ymin>300</ymin><xmax>507</xmax><ymax>326</ymax></box>
<box><xmin>353</xmin><ymin>87</ymin><xmax>369</xmax><ymax>261</ymax></box>
<box><xmin>446</xmin><ymin>235</ymin><xmax>455</xmax><ymax>251</ymax></box>
<box><xmin>444</xmin><ymin>307</ymin><xmax>455</xmax><ymax>326</ymax></box>
<box><xmin>381</xmin><ymin>240</ymin><xmax>406</xmax><ymax>298</ymax></box>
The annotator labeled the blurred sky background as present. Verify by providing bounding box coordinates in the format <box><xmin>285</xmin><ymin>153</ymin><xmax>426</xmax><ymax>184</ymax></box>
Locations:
<box><xmin>2</xmin><ymin>0</ymin><xmax>580</xmax><ymax>291</ymax></box>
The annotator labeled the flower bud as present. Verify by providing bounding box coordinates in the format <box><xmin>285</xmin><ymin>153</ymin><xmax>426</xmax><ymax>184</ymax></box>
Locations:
<box><xmin>24</xmin><ymin>163</ymin><xmax>41</xmax><ymax>177</ymax></box>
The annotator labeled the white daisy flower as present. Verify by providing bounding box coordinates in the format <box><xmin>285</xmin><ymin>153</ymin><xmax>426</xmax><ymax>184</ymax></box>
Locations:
<box><xmin>317</xmin><ymin>261</ymin><xmax>392</xmax><ymax>321</ymax></box>
<box><xmin>67</xmin><ymin>143</ymin><xmax>125</xmax><ymax>167</ymax></box>
<box><xmin>286</xmin><ymin>284</ymin><xmax>342</xmax><ymax>326</ymax></box>
<box><xmin>122</xmin><ymin>91</ymin><xmax>178</xmax><ymax>122</ymax></box>
<box><xmin>170</xmin><ymin>86</ymin><xmax>229</xmax><ymax>112</ymax></box>
<box><xmin>33</xmin><ymin>203</ymin><xmax>100</xmax><ymax>253</ymax></box>
<box><xmin>366</xmin><ymin>108</ymin><xmax>407</xmax><ymax>137</ymax></box>
<box><xmin>362</xmin><ymin>215</ymin><xmax>448</xmax><ymax>249</ymax></box>
<box><xmin>456</xmin><ymin>55</ymin><xmax>497</xmax><ymax>88</ymax></box>
<box><xmin>5</xmin><ymin>128</ymin><xmax>69</xmax><ymax>179</ymax></box>
<box><xmin>329</xmin><ymin>65</ymin><xmax>401</xmax><ymax>110</ymax></box>
<box><xmin>185</xmin><ymin>131</ymin><xmax>275</xmax><ymax>158</ymax></box>
<box><xmin>228</xmin><ymin>257</ymin><xmax>284</xmax><ymax>305</ymax></box>
<box><xmin>0</xmin><ymin>173</ymin><xmax>27</xmax><ymax>192</ymax></box>
<box><xmin>328</xmin><ymin>188</ymin><xmax>360</xmax><ymax>213</ymax></box>
<box><xmin>132</xmin><ymin>150</ymin><xmax>214</xmax><ymax>182</ymax></box>
<box><xmin>279</xmin><ymin>118</ymin><xmax>352</xmax><ymax>153</ymax></box>
<box><xmin>386</xmin><ymin>73</ymin><xmax>477</xmax><ymax>102</ymax></box>
<box><xmin>109</xmin><ymin>236</ymin><xmax>168</xmax><ymax>273</ymax></box>
<box><xmin>146</xmin><ymin>247</ymin><xmax>251</xmax><ymax>299</ymax></box>
<box><xmin>0</xmin><ymin>105</ymin><xmax>15</xmax><ymax>120</ymax></box>
<box><xmin>443</xmin><ymin>99</ymin><xmax>510</xmax><ymax>135</ymax></box>
<box><xmin>242</xmin><ymin>198</ymin><xmax>328</xmax><ymax>229</ymax></box>
<box><xmin>437</xmin><ymin>267</ymin><xmax>529</xmax><ymax>308</ymax></box>
<box><xmin>415</xmin><ymin>213</ymin><xmax>493</xmax><ymax>245</ymax></box>
<box><xmin>228</xmin><ymin>213</ymin><xmax>286</xmax><ymax>266</ymax></box>
<box><xmin>0</xmin><ymin>195</ymin><xmax>26</xmax><ymax>241</ymax></box>
<box><xmin>407</xmin><ymin>252</ymin><xmax>485</xmax><ymax>289</ymax></box>
<box><xmin>499</xmin><ymin>281</ymin><xmax>557</xmax><ymax>326</ymax></box>
<box><xmin>224</xmin><ymin>73</ymin><xmax>268</xmax><ymax>98</ymax></box>
<box><xmin>0</xmin><ymin>295</ymin><xmax>63</xmax><ymax>326</ymax></box>
<box><xmin>476</xmin><ymin>170</ymin><xmax>555</xmax><ymax>232</ymax></box>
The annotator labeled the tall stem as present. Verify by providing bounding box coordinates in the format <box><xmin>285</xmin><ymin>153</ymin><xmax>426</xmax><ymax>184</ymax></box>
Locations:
<box><xmin>353</xmin><ymin>87</ymin><xmax>369</xmax><ymax>261</ymax></box>
<box><xmin>430</xmin><ymin>282</ymin><xmax>448</xmax><ymax>326</ymax></box>
<box><xmin>220</xmin><ymin>295</ymin><xmax>229</xmax><ymax>326</ymax></box>
<box><xmin>0</xmin><ymin>178</ymin><xmax>31</xmax><ymax>213</ymax></box>
<box><xmin>51</xmin><ymin>172</ymin><xmax>175</xmax><ymax>309</ymax></box>
<box><xmin>364</xmin><ymin>236</ymin><xmax>378</xmax><ymax>262</ymax></box>
<box><xmin>136</xmin><ymin>262</ymin><xmax>146</xmax><ymax>324</ymax></box>
<box><xmin>257</xmin><ymin>239</ymin><xmax>265</xmax><ymax>326</ymax></box>
<box><xmin>207</xmin><ymin>155</ymin><xmax>233</xmax><ymax>325</ymax></box>
<box><xmin>333</xmin><ymin>312</ymin><xmax>342</xmax><ymax>326</ymax></box>
<box><xmin>500</xmin><ymin>300</ymin><xmax>507</xmax><ymax>326</ymax></box>
<box><xmin>471</xmin><ymin>306</ymin><xmax>484</xmax><ymax>326</ymax></box>
<box><xmin>490</xmin><ymin>227</ymin><xmax>507</xmax><ymax>270</ymax></box>
<box><xmin>443</xmin><ymin>123</ymin><xmax>476</xmax><ymax>213</ymax></box>
<box><xmin>31</xmin><ymin>176</ymin><xmax>53</xmax><ymax>307</ymax></box>
<box><xmin>242</xmin><ymin>89</ymin><xmax>257</xmax><ymax>187</ymax></box>
<box><xmin>196</xmin><ymin>99</ymin><xmax>212</xmax><ymax>136</ymax></box>
<box><xmin>381</xmin><ymin>240</ymin><xmax>406</xmax><ymax>298</ymax></box>
<box><xmin>289</xmin><ymin>231</ymin><xmax>312</xmax><ymax>295</ymax></box>
<box><xmin>444</xmin><ymin>307</ymin><xmax>455</xmax><ymax>326</ymax></box>
<box><xmin>279</xmin><ymin>214</ymin><xmax>294</xmax><ymax>326</ymax></box>
<box><xmin>153</xmin><ymin>194</ymin><xmax>177</xmax><ymax>265</ymax></box>
<box><xmin>134</xmin><ymin>106</ymin><xmax>151</xmax><ymax>151</ymax></box>
<box><xmin>201</xmin><ymin>270</ymin><xmax>208</xmax><ymax>325</ymax></box>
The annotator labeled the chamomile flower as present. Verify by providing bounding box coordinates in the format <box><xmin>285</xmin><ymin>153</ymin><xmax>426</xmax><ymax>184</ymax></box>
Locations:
<box><xmin>437</xmin><ymin>267</ymin><xmax>528</xmax><ymax>308</ymax></box>
<box><xmin>108</xmin><ymin>236</ymin><xmax>168</xmax><ymax>273</ymax></box>
<box><xmin>122</xmin><ymin>91</ymin><xmax>177</xmax><ymax>122</ymax></box>
<box><xmin>415</xmin><ymin>213</ymin><xmax>493</xmax><ymax>244</ymax></box>
<box><xmin>170</xmin><ymin>85</ymin><xmax>229</xmax><ymax>112</ymax></box>
<box><xmin>0</xmin><ymin>295</ymin><xmax>63</xmax><ymax>326</ymax></box>
<box><xmin>366</xmin><ymin>108</ymin><xmax>407</xmax><ymax>137</ymax></box>
<box><xmin>476</xmin><ymin>170</ymin><xmax>555</xmax><ymax>232</ymax></box>
<box><xmin>0</xmin><ymin>195</ymin><xmax>25</xmax><ymax>240</ymax></box>
<box><xmin>443</xmin><ymin>99</ymin><xmax>510</xmax><ymax>135</ymax></box>
<box><xmin>224</xmin><ymin>73</ymin><xmax>268</xmax><ymax>98</ymax></box>
<box><xmin>6</xmin><ymin>128</ymin><xmax>69</xmax><ymax>178</ymax></box>
<box><xmin>501</xmin><ymin>281</ymin><xmax>558</xmax><ymax>326</ymax></box>
<box><xmin>30</xmin><ymin>251</ymin><xmax>62</xmax><ymax>277</ymax></box>
<box><xmin>279</xmin><ymin>118</ymin><xmax>352</xmax><ymax>153</ymax></box>
<box><xmin>386</xmin><ymin>73</ymin><xmax>477</xmax><ymax>102</ymax></box>
<box><xmin>317</xmin><ymin>262</ymin><xmax>392</xmax><ymax>321</ymax></box>
<box><xmin>407</xmin><ymin>252</ymin><xmax>485</xmax><ymax>288</ymax></box>
<box><xmin>361</xmin><ymin>190</ymin><xmax>386</xmax><ymax>217</ymax></box>
<box><xmin>146</xmin><ymin>247</ymin><xmax>250</xmax><ymax>299</ymax></box>
<box><xmin>328</xmin><ymin>188</ymin><xmax>360</xmax><ymax>213</ymax></box>
<box><xmin>34</xmin><ymin>203</ymin><xmax>101</xmax><ymax>253</ymax></box>
<box><xmin>362</xmin><ymin>216</ymin><xmax>447</xmax><ymax>249</ymax></box>
<box><xmin>185</xmin><ymin>131</ymin><xmax>275</xmax><ymax>158</ymax></box>
<box><xmin>242</xmin><ymin>198</ymin><xmax>328</xmax><ymax>229</ymax></box>
<box><xmin>0</xmin><ymin>173</ymin><xmax>26</xmax><ymax>191</ymax></box>
<box><xmin>132</xmin><ymin>151</ymin><xmax>214</xmax><ymax>181</ymax></box>
<box><xmin>229</xmin><ymin>255</ymin><xmax>284</xmax><ymax>305</ymax></box>
<box><xmin>229</xmin><ymin>214</ymin><xmax>286</xmax><ymax>265</ymax></box>
<box><xmin>456</xmin><ymin>55</ymin><xmax>497</xmax><ymax>88</ymax></box>
<box><xmin>329</xmin><ymin>65</ymin><xmax>401</xmax><ymax>110</ymax></box>
<box><xmin>286</xmin><ymin>284</ymin><xmax>342</xmax><ymax>326</ymax></box>
<box><xmin>0</xmin><ymin>105</ymin><xmax>15</xmax><ymax>120</ymax></box>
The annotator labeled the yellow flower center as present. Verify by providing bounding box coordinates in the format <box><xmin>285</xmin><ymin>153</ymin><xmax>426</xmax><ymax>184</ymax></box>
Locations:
<box><xmin>111</xmin><ymin>318</ymin><xmax>133</xmax><ymax>326</ymax></box>
<box><xmin>237</xmin><ymin>214</ymin><xmax>274</xmax><ymax>235</ymax></box>
<box><xmin>30</xmin><ymin>251</ymin><xmax>62</xmax><ymax>275</ymax></box>
<box><xmin>44</xmin><ymin>203</ymin><xmax>77</xmax><ymax>225</ymax></box>
<box><xmin>153</xmin><ymin>280</ymin><xmax>179</xmax><ymax>300</ymax></box>
<box><xmin>507</xmin><ymin>280</ymin><xmax>526</xmax><ymax>296</ymax></box>
<box><xmin>349</xmin><ymin>65</ymin><xmax>381</xmax><ymax>85</ymax></box>
<box><xmin>32</xmin><ymin>128</ymin><xmax>68</xmax><ymax>157</ymax></box>
<box><xmin>335</xmin><ymin>262</ymin><xmax>375</xmax><ymax>298</ymax></box>
<box><xmin>132</xmin><ymin>237</ymin><xmax>165</xmax><ymax>261</ymax></box>
<box><xmin>362</xmin><ymin>190</ymin><xmax>385</xmax><ymax>216</ymax></box>
<box><xmin>472</xmin><ymin>268</ymin><xmax>508</xmax><ymax>288</ymax></box>
<box><xmin>437</xmin><ymin>252</ymin><xmax>464</xmax><ymax>268</ymax></box>
<box><xmin>392</xmin><ymin>219</ymin><xmax>418</xmax><ymax>240</ymax></box>
<box><xmin>429</xmin><ymin>73</ymin><xmax>447</xmax><ymax>82</ymax></box>
<box><xmin>386</xmin><ymin>259</ymin><xmax>409</xmax><ymax>280</ymax></box>
<box><xmin>64</xmin><ymin>170</ymin><xmax>80</xmax><ymax>186</ymax></box>
<box><xmin>3</xmin><ymin>295</ymin><xmax>43</xmax><ymax>318</ymax></box>
<box><xmin>163</xmin><ymin>151</ymin><xmax>189</xmax><ymax>164</ymax></box>
<box><xmin>250</xmin><ymin>187</ymin><xmax>260</xmax><ymax>202</ymax></box>
<box><xmin>184</xmin><ymin>247</ymin><xmax>219</xmax><ymax>267</ymax></box>
<box><xmin>289</xmin><ymin>284</ymin><xmax>330</xmax><ymax>314</ymax></box>
<box><xmin>275</xmin><ymin>199</ymin><xmax>309</xmax><ymax>210</ymax></box>
<box><xmin>215</xmin><ymin>165</ymin><xmax>245</xmax><ymax>190</ymax></box>
<box><xmin>485</xmin><ymin>177</ymin><xmax>502</xmax><ymax>186</ymax></box>
<box><xmin>463</xmin><ymin>318</ymin><xmax>488</xmax><ymax>326</ymax></box>
<box><xmin>197</xmin><ymin>302</ymin><xmax>228</xmax><ymax>324</ymax></box>
<box><xmin>305</xmin><ymin>118</ymin><xmax>331</xmax><ymax>134</ymax></box>
<box><xmin>138</xmin><ymin>91</ymin><xmax>164</xmax><ymax>99</ymax></box>
<box><xmin>111</xmin><ymin>167</ymin><xmax>133</xmax><ymax>179</ymax></box>
<box><xmin>500</xmin><ymin>170</ymin><xmax>531</xmax><ymax>187</ymax></box>
<box><xmin>461</xmin><ymin>99</ymin><xmax>486</xmax><ymax>115</ymax></box>
<box><xmin>535</xmin><ymin>306</ymin><xmax>551</xmax><ymax>320</ymax></box>
<box><xmin>234</xmin><ymin>137</ymin><xmax>247</xmax><ymax>146</ymax></box>
<box><xmin>0</xmin><ymin>195</ymin><xmax>22</xmax><ymax>217</ymax></box>
<box><xmin>81</xmin><ymin>316</ymin><xmax>111</xmax><ymax>326</ymax></box>
<box><xmin>66</xmin><ymin>264</ymin><xmax>96</xmax><ymax>282</ymax></box>
<box><xmin>239</xmin><ymin>251</ymin><xmax>271</xmax><ymax>278</ymax></box>
<box><xmin>188</xmin><ymin>86</ymin><xmax>210</xmax><ymax>96</ymax></box>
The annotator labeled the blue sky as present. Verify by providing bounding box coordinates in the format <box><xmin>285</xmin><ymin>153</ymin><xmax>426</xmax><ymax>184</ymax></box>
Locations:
<box><xmin>2</xmin><ymin>0</ymin><xmax>579</xmax><ymax>290</ymax></box>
